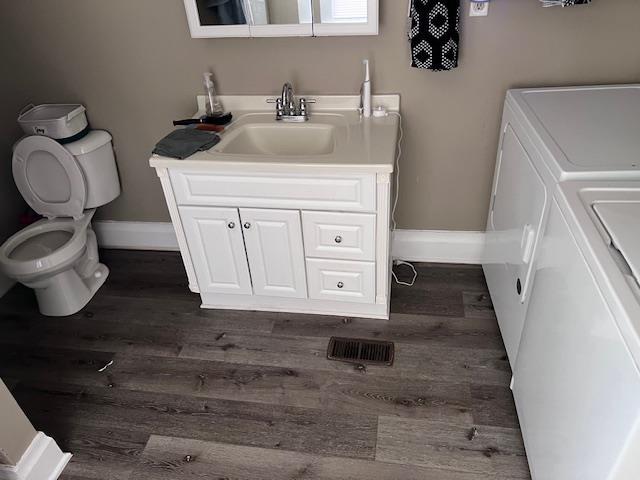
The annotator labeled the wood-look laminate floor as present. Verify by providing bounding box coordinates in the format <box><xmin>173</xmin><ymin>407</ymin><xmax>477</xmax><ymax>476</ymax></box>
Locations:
<box><xmin>0</xmin><ymin>250</ymin><xmax>531</xmax><ymax>480</ymax></box>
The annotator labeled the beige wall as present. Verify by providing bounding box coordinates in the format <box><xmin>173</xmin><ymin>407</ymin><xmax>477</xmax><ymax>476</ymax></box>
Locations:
<box><xmin>0</xmin><ymin>379</ymin><xmax>36</xmax><ymax>466</ymax></box>
<box><xmin>1</xmin><ymin>0</ymin><xmax>639</xmax><ymax>231</ymax></box>
<box><xmin>0</xmin><ymin>42</ymin><xmax>28</xmax><ymax>244</ymax></box>
<box><xmin>0</xmin><ymin>22</ymin><xmax>29</xmax><ymax>292</ymax></box>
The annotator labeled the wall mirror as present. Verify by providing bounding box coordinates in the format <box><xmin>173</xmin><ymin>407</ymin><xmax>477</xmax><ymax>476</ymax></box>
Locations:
<box><xmin>184</xmin><ymin>0</ymin><xmax>377</xmax><ymax>37</ymax></box>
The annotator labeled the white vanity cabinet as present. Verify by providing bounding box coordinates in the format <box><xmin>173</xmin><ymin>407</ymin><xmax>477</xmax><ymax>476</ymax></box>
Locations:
<box><xmin>155</xmin><ymin>168</ymin><xmax>392</xmax><ymax>319</ymax></box>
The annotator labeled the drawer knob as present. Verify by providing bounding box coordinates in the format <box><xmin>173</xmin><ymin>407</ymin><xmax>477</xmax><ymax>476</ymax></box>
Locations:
<box><xmin>334</xmin><ymin>235</ymin><xmax>343</xmax><ymax>244</ymax></box>
<box><xmin>228</xmin><ymin>222</ymin><xmax>235</xmax><ymax>229</ymax></box>
<box><xmin>337</xmin><ymin>281</ymin><xmax>344</xmax><ymax>289</ymax></box>
<box><xmin>243</xmin><ymin>222</ymin><xmax>251</xmax><ymax>229</ymax></box>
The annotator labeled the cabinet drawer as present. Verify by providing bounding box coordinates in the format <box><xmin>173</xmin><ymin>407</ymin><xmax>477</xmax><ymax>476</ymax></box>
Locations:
<box><xmin>306</xmin><ymin>258</ymin><xmax>375</xmax><ymax>304</ymax></box>
<box><xmin>302</xmin><ymin>211</ymin><xmax>376</xmax><ymax>261</ymax></box>
<box><xmin>170</xmin><ymin>170</ymin><xmax>376</xmax><ymax>212</ymax></box>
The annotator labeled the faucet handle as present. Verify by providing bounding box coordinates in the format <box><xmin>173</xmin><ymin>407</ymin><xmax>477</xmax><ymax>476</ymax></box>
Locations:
<box><xmin>299</xmin><ymin>98</ymin><xmax>316</xmax><ymax>118</ymax></box>
<box><xmin>275</xmin><ymin>98</ymin><xmax>284</xmax><ymax>118</ymax></box>
<box><xmin>267</xmin><ymin>97</ymin><xmax>285</xmax><ymax>118</ymax></box>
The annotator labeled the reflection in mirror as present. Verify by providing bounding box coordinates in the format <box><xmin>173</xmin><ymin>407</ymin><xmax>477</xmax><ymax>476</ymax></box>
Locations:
<box><xmin>249</xmin><ymin>0</ymin><xmax>312</xmax><ymax>25</ymax></box>
<box><xmin>317</xmin><ymin>0</ymin><xmax>368</xmax><ymax>24</ymax></box>
<box><xmin>195</xmin><ymin>0</ymin><xmax>248</xmax><ymax>25</ymax></box>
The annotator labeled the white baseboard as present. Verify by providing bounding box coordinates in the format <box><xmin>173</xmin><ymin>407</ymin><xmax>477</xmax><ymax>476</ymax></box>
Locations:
<box><xmin>93</xmin><ymin>220</ymin><xmax>485</xmax><ymax>265</ymax></box>
<box><xmin>392</xmin><ymin>229</ymin><xmax>485</xmax><ymax>264</ymax></box>
<box><xmin>93</xmin><ymin>221</ymin><xmax>179</xmax><ymax>251</ymax></box>
<box><xmin>0</xmin><ymin>433</ymin><xmax>71</xmax><ymax>480</ymax></box>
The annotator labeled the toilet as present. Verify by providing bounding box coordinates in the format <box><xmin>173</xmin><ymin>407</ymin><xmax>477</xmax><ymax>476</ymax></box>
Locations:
<box><xmin>0</xmin><ymin>131</ymin><xmax>120</xmax><ymax>316</ymax></box>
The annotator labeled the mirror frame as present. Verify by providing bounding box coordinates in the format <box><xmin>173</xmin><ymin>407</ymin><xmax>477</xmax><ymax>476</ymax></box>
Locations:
<box><xmin>183</xmin><ymin>0</ymin><xmax>377</xmax><ymax>38</ymax></box>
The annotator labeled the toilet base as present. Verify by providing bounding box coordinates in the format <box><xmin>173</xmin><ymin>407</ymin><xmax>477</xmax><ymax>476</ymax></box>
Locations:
<box><xmin>32</xmin><ymin>263</ymin><xmax>109</xmax><ymax>317</ymax></box>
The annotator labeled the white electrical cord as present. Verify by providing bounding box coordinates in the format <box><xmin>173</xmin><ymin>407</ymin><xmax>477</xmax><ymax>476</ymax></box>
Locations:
<box><xmin>387</xmin><ymin>111</ymin><xmax>417</xmax><ymax>287</ymax></box>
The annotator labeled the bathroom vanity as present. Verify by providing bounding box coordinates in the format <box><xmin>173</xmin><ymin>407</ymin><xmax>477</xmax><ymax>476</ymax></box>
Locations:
<box><xmin>150</xmin><ymin>95</ymin><xmax>399</xmax><ymax>319</ymax></box>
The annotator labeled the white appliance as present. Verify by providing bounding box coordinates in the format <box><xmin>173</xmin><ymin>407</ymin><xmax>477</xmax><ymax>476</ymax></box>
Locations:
<box><xmin>0</xmin><ymin>131</ymin><xmax>120</xmax><ymax>316</ymax></box>
<box><xmin>484</xmin><ymin>85</ymin><xmax>640</xmax><ymax>366</ymax></box>
<box><xmin>513</xmin><ymin>181</ymin><xmax>640</xmax><ymax>480</ymax></box>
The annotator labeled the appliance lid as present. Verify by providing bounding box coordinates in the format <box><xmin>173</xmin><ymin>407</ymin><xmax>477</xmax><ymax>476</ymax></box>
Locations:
<box><xmin>517</xmin><ymin>86</ymin><xmax>640</xmax><ymax>171</ymax></box>
<box><xmin>593</xmin><ymin>202</ymin><xmax>640</xmax><ymax>284</ymax></box>
<box><xmin>12</xmin><ymin>136</ymin><xmax>87</xmax><ymax>219</ymax></box>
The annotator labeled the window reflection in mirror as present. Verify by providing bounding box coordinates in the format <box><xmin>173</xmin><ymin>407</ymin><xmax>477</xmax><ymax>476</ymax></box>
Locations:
<box><xmin>195</xmin><ymin>0</ymin><xmax>248</xmax><ymax>25</ymax></box>
<box><xmin>316</xmin><ymin>0</ymin><xmax>368</xmax><ymax>24</ymax></box>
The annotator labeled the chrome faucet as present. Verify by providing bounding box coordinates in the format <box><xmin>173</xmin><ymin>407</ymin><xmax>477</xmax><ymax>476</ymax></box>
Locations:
<box><xmin>267</xmin><ymin>82</ymin><xmax>315</xmax><ymax>122</ymax></box>
<box><xmin>281</xmin><ymin>82</ymin><xmax>295</xmax><ymax>116</ymax></box>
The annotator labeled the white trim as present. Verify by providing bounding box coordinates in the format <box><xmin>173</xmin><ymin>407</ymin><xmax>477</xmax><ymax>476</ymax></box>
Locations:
<box><xmin>93</xmin><ymin>220</ymin><xmax>486</xmax><ymax>265</ymax></box>
<box><xmin>0</xmin><ymin>433</ymin><xmax>71</xmax><ymax>480</ymax></box>
<box><xmin>93</xmin><ymin>221</ymin><xmax>179</xmax><ymax>251</ymax></box>
<box><xmin>392</xmin><ymin>230</ymin><xmax>486</xmax><ymax>265</ymax></box>
<box><xmin>0</xmin><ymin>273</ymin><xmax>16</xmax><ymax>298</ymax></box>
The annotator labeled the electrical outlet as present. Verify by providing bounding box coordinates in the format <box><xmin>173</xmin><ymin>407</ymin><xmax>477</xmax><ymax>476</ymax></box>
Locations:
<box><xmin>469</xmin><ymin>1</ymin><xmax>489</xmax><ymax>17</ymax></box>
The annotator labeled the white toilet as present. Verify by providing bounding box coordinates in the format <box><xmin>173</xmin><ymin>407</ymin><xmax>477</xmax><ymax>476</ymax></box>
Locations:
<box><xmin>0</xmin><ymin>131</ymin><xmax>120</xmax><ymax>316</ymax></box>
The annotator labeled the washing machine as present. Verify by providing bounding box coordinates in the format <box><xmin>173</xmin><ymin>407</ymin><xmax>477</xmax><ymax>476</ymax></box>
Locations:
<box><xmin>512</xmin><ymin>181</ymin><xmax>640</xmax><ymax>480</ymax></box>
<box><xmin>484</xmin><ymin>84</ymin><xmax>640</xmax><ymax>367</ymax></box>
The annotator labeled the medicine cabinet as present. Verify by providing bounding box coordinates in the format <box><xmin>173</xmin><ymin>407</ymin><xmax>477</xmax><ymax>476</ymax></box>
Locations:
<box><xmin>183</xmin><ymin>0</ymin><xmax>378</xmax><ymax>38</ymax></box>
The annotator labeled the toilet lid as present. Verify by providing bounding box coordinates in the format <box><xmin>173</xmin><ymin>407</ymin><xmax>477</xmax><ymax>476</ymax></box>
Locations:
<box><xmin>13</xmin><ymin>136</ymin><xmax>86</xmax><ymax>218</ymax></box>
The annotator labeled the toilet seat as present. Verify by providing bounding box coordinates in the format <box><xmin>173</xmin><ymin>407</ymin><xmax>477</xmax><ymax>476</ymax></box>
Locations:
<box><xmin>0</xmin><ymin>214</ymin><xmax>93</xmax><ymax>279</ymax></box>
<box><xmin>13</xmin><ymin>135</ymin><xmax>87</xmax><ymax>219</ymax></box>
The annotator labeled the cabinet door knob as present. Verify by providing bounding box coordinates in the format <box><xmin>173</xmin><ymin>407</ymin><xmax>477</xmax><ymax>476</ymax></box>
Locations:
<box><xmin>334</xmin><ymin>235</ymin><xmax>343</xmax><ymax>244</ymax></box>
<box><xmin>228</xmin><ymin>222</ymin><xmax>235</xmax><ymax>229</ymax></box>
<box><xmin>243</xmin><ymin>222</ymin><xmax>251</xmax><ymax>229</ymax></box>
<box><xmin>337</xmin><ymin>281</ymin><xmax>344</xmax><ymax>289</ymax></box>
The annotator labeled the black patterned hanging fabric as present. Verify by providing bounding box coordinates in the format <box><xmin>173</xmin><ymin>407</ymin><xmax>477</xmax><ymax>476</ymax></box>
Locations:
<box><xmin>409</xmin><ymin>0</ymin><xmax>460</xmax><ymax>72</ymax></box>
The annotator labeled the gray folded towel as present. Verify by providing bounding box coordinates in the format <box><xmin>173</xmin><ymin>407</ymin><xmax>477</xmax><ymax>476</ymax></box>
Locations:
<box><xmin>153</xmin><ymin>129</ymin><xmax>220</xmax><ymax>159</ymax></box>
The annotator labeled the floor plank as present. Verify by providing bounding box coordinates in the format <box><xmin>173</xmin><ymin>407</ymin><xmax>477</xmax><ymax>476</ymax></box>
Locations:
<box><xmin>376</xmin><ymin>416</ymin><xmax>529</xmax><ymax>478</ymax></box>
<box><xmin>463</xmin><ymin>291</ymin><xmax>497</xmax><ymax>320</ymax></box>
<box><xmin>14</xmin><ymin>382</ymin><xmax>377</xmax><ymax>460</ymax></box>
<box><xmin>45</xmin><ymin>423</ymin><xmax>148</xmax><ymax>480</ymax></box>
<box><xmin>272</xmin><ymin>312</ymin><xmax>505</xmax><ymax>350</ymax></box>
<box><xmin>131</xmin><ymin>435</ymin><xmax>502</xmax><ymax>480</ymax></box>
<box><xmin>179</xmin><ymin>332</ymin><xmax>511</xmax><ymax>386</ymax></box>
<box><xmin>470</xmin><ymin>384</ymin><xmax>521</xmax><ymax>429</ymax></box>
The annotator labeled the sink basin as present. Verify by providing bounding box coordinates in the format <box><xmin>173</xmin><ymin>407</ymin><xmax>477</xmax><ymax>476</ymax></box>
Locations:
<box><xmin>215</xmin><ymin>123</ymin><xmax>336</xmax><ymax>156</ymax></box>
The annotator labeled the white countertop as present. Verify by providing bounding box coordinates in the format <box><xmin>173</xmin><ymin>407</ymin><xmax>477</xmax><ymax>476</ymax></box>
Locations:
<box><xmin>149</xmin><ymin>95</ymin><xmax>400</xmax><ymax>174</ymax></box>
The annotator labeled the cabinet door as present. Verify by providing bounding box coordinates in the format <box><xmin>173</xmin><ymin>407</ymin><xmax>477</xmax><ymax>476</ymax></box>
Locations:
<box><xmin>179</xmin><ymin>206</ymin><xmax>252</xmax><ymax>295</ymax></box>
<box><xmin>240</xmin><ymin>208</ymin><xmax>307</xmax><ymax>298</ymax></box>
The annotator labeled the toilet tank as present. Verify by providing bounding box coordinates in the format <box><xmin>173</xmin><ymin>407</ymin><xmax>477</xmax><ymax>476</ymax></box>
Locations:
<box><xmin>65</xmin><ymin>130</ymin><xmax>121</xmax><ymax>208</ymax></box>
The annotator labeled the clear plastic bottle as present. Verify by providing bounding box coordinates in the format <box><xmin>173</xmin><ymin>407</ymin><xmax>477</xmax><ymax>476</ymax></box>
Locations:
<box><xmin>203</xmin><ymin>72</ymin><xmax>224</xmax><ymax>116</ymax></box>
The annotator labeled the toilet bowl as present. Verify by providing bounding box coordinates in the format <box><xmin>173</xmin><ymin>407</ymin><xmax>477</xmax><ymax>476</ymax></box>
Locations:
<box><xmin>0</xmin><ymin>211</ymin><xmax>108</xmax><ymax>316</ymax></box>
<box><xmin>0</xmin><ymin>130</ymin><xmax>120</xmax><ymax>316</ymax></box>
